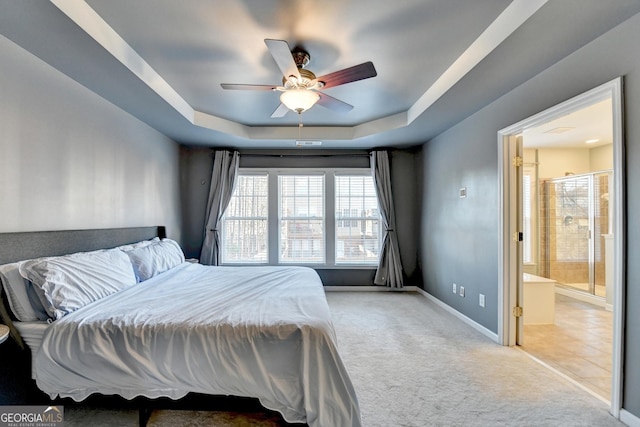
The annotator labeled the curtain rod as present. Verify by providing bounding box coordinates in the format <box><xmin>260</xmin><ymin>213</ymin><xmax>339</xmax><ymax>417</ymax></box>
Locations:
<box><xmin>239</xmin><ymin>153</ymin><xmax>372</xmax><ymax>158</ymax></box>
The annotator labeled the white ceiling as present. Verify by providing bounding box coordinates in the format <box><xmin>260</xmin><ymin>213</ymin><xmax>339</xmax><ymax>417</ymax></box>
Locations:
<box><xmin>1</xmin><ymin>0</ymin><xmax>639</xmax><ymax>149</ymax></box>
<box><xmin>523</xmin><ymin>99</ymin><xmax>613</xmax><ymax>149</ymax></box>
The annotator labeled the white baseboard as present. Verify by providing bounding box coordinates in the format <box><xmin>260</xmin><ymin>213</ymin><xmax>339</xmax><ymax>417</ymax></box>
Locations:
<box><xmin>414</xmin><ymin>288</ymin><xmax>499</xmax><ymax>342</ymax></box>
<box><xmin>621</xmin><ymin>409</ymin><xmax>640</xmax><ymax>427</ymax></box>
<box><xmin>324</xmin><ymin>285</ymin><xmax>419</xmax><ymax>292</ymax></box>
<box><xmin>555</xmin><ymin>286</ymin><xmax>606</xmax><ymax>308</ymax></box>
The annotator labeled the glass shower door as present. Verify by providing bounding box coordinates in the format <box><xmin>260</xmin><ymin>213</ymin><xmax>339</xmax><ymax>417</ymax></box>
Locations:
<box><xmin>544</xmin><ymin>172</ymin><xmax>610</xmax><ymax>297</ymax></box>
<box><xmin>547</xmin><ymin>175</ymin><xmax>592</xmax><ymax>293</ymax></box>
<box><xmin>593</xmin><ymin>172</ymin><xmax>610</xmax><ymax>298</ymax></box>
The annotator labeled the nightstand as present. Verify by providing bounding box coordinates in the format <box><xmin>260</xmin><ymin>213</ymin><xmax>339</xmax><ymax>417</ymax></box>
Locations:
<box><xmin>0</xmin><ymin>324</ymin><xmax>9</xmax><ymax>345</ymax></box>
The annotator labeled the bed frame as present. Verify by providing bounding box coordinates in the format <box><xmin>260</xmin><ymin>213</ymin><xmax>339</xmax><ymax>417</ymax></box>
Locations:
<box><xmin>0</xmin><ymin>226</ymin><xmax>166</xmax><ymax>349</ymax></box>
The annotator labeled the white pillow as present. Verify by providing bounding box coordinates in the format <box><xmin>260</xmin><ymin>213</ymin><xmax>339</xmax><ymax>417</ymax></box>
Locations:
<box><xmin>0</xmin><ymin>261</ymin><xmax>48</xmax><ymax>321</ymax></box>
<box><xmin>19</xmin><ymin>248</ymin><xmax>137</xmax><ymax>320</ymax></box>
<box><xmin>125</xmin><ymin>238</ymin><xmax>185</xmax><ymax>282</ymax></box>
<box><xmin>117</xmin><ymin>237</ymin><xmax>160</xmax><ymax>252</ymax></box>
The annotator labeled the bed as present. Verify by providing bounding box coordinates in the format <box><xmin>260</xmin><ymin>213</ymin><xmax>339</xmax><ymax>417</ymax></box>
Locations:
<box><xmin>0</xmin><ymin>226</ymin><xmax>361</xmax><ymax>427</ymax></box>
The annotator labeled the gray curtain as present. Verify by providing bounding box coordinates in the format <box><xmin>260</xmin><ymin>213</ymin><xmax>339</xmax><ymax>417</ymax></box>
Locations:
<box><xmin>200</xmin><ymin>150</ymin><xmax>240</xmax><ymax>265</ymax></box>
<box><xmin>370</xmin><ymin>150</ymin><xmax>404</xmax><ymax>288</ymax></box>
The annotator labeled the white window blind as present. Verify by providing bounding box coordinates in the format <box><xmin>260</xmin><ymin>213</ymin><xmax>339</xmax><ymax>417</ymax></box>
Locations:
<box><xmin>279</xmin><ymin>175</ymin><xmax>325</xmax><ymax>264</ymax></box>
<box><xmin>335</xmin><ymin>175</ymin><xmax>380</xmax><ymax>264</ymax></box>
<box><xmin>221</xmin><ymin>174</ymin><xmax>268</xmax><ymax>263</ymax></box>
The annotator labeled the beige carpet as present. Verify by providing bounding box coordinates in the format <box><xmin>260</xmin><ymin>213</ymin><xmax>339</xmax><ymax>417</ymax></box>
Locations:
<box><xmin>63</xmin><ymin>292</ymin><xmax>622</xmax><ymax>427</ymax></box>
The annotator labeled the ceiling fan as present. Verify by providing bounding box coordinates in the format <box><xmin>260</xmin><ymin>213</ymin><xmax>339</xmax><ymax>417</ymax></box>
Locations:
<box><xmin>221</xmin><ymin>39</ymin><xmax>377</xmax><ymax>118</ymax></box>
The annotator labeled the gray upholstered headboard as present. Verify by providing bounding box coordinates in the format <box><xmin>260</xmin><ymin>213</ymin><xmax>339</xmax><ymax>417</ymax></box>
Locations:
<box><xmin>0</xmin><ymin>226</ymin><xmax>166</xmax><ymax>347</ymax></box>
<box><xmin>0</xmin><ymin>226</ymin><xmax>166</xmax><ymax>265</ymax></box>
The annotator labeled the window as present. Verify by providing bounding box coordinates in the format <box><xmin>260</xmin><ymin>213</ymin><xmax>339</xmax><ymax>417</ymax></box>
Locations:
<box><xmin>221</xmin><ymin>169</ymin><xmax>382</xmax><ymax>267</ymax></box>
<box><xmin>523</xmin><ymin>171</ymin><xmax>532</xmax><ymax>264</ymax></box>
<box><xmin>221</xmin><ymin>174</ymin><xmax>268</xmax><ymax>263</ymax></box>
<box><xmin>279</xmin><ymin>175</ymin><xmax>325</xmax><ymax>264</ymax></box>
<box><xmin>335</xmin><ymin>175</ymin><xmax>379</xmax><ymax>264</ymax></box>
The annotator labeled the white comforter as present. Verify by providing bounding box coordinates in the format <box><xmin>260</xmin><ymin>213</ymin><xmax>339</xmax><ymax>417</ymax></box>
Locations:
<box><xmin>35</xmin><ymin>263</ymin><xmax>361</xmax><ymax>427</ymax></box>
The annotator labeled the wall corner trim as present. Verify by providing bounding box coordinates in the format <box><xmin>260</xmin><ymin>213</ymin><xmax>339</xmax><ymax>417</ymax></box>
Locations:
<box><xmin>415</xmin><ymin>288</ymin><xmax>499</xmax><ymax>343</ymax></box>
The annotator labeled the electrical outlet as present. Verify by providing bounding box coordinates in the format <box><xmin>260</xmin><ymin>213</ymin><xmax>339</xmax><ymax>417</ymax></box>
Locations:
<box><xmin>452</xmin><ymin>283</ymin><xmax>457</xmax><ymax>294</ymax></box>
<box><xmin>479</xmin><ymin>294</ymin><xmax>485</xmax><ymax>308</ymax></box>
<box><xmin>460</xmin><ymin>286</ymin><xmax>465</xmax><ymax>297</ymax></box>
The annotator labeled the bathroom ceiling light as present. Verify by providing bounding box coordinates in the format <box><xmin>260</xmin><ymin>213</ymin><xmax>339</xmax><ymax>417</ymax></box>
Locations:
<box><xmin>585</xmin><ymin>138</ymin><xmax>599</xmax><ymax>144</ymax></box>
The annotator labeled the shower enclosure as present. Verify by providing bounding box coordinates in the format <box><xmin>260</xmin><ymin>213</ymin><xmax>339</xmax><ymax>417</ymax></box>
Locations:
<box><xmin>540</xmin><ymin>171</ymin><xmax>612</xmax><ymax>298</ymax></box>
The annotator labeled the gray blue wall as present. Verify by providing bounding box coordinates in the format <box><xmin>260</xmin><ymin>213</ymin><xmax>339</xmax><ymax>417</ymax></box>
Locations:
<box><xmin>419</xmin><ymin>12</ymin><xmax>640</xmax><ymax>416</ymax></box>
<box><xmin>0</xmin><ymin>35</ymin><xmax>182</xmax><ymax>240</ymax></box>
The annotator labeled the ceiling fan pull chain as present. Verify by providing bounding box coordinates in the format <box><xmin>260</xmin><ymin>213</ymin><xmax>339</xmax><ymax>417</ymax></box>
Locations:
<box><xmin>298</xmin><ymin>115</ymin><xmax>303</xmax><ymax>140</ymax></box>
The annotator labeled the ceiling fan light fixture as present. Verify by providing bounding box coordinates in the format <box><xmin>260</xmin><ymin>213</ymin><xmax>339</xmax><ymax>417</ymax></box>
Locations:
<box><xmin>222</xmin><ymin>39</ymin><xmax>377</xmax><ymax>117</ymax></box>
<box><xmin>280</xmin><ymin>89</ymin><xmax>320</xmax><ymax>114</ymax></box>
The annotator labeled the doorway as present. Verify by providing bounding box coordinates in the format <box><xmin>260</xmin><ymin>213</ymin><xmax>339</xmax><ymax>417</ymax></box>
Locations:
<box><xmin>497</xmin><ymin>78</ymin><xmax>625</xmax><ymax>416</ymax></box>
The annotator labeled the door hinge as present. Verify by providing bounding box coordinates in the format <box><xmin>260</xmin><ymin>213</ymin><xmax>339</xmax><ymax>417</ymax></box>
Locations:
<box><xmin>512</xmin><ymin>156</ymin><xmax>523</xmax><ymax>167</ymax></box>
<box><xmin>512</xmin><ymin>231</ymin><xmax>523</xmax><ymax>242</ymax></box>
<box><xmin>513</xmin><ymin>306</ymin><xmax>523</xmax><ymax>317</ymax></box>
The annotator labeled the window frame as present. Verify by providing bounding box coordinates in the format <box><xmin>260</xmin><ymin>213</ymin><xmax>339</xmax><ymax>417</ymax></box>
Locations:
<box><xmin>278</xmin><ymin>172</ymin><xmax>327</xmax><ymax>265</ymax></box>
<box><xmin>220</xmin><ymin>168</ymin><xmax>381</xmax><ymax>269</ymax></box>
<box><xmin>334</xmin><ymin>173</ymin><xmax>381</xmax><ymax>266</ymax></box>
<box><xmin>522</xmin><ymin>164</ymin><xmax>538</xmax><ymax>267</ymax></box>
<box><xmin>220</xmin><ymin>173</ymin><xmax>269</xmax><ymax>265</ymax></box>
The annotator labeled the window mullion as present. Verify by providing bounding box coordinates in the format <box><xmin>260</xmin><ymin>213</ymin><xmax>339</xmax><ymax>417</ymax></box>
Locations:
<box><xmin>326</xmin><ymin>172</ymin><xmax>335</xmax><ymax>267</ymax></box>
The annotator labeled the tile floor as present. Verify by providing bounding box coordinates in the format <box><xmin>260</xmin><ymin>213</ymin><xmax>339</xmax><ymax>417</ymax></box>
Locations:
<box><xmin>521</xmin><ymin>294</ymin><xmax>612</xmax><ymax>400</ymax></box>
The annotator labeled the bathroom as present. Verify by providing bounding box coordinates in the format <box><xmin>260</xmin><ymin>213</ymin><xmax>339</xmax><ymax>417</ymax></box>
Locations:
<box><xmin>522</xmin><ymin>98</ymin><xmax>613</xmax><ymax>306</ymax></box>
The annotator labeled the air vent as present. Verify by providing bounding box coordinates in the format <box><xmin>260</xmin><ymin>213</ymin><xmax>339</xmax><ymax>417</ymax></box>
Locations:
<box><xmin>295</xmin><ymin>140</ymin><xmax>322</xmax><ymax>147</ymax></box>
<box><xmin>544</xmin><ymin>126</ymin><xmax>575</xmax><ymax>134</ymax></box>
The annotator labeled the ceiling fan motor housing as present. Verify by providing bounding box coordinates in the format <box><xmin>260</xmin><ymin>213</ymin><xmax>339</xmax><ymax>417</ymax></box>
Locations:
<box><xmin>282</xmin><ymin>68</ymin><xmax>321</xmax><ymax>89</ymax></box>
<box><xmin>292</xmin><ymin>48</ymin><xmax>310</xmax><ymax>68</ymax></box>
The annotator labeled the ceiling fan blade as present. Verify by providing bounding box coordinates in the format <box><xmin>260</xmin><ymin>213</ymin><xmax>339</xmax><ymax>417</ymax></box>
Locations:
<box><xmin>270</xmin><ymin>103</ymin><xmax>290</xmax><ymax>118</ymax></box>
<box><xmin>221</xmin><ymin>83</ymin><xmax>276</xmax><ymax>91</ymax></box>
<box><xmin>317</xmin><ymin>61</ymin><xmax>377</xmax><ymax>89</ymax></box>
<box><xmin>317</xmin><ymin>92</ymin><xmax>353</xmax><ymax>114</ymax></box>
<box><xmin>265</xmin><ymin>39</ymin><xmax>301</xmax><ymax>80</ymax></box>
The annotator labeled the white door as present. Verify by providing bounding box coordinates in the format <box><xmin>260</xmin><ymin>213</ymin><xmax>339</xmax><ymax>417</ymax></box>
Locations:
<box><xmin>512</xmin><ymin>135</ymin><xmax>525</xmax><ymax>344</ymax></box>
